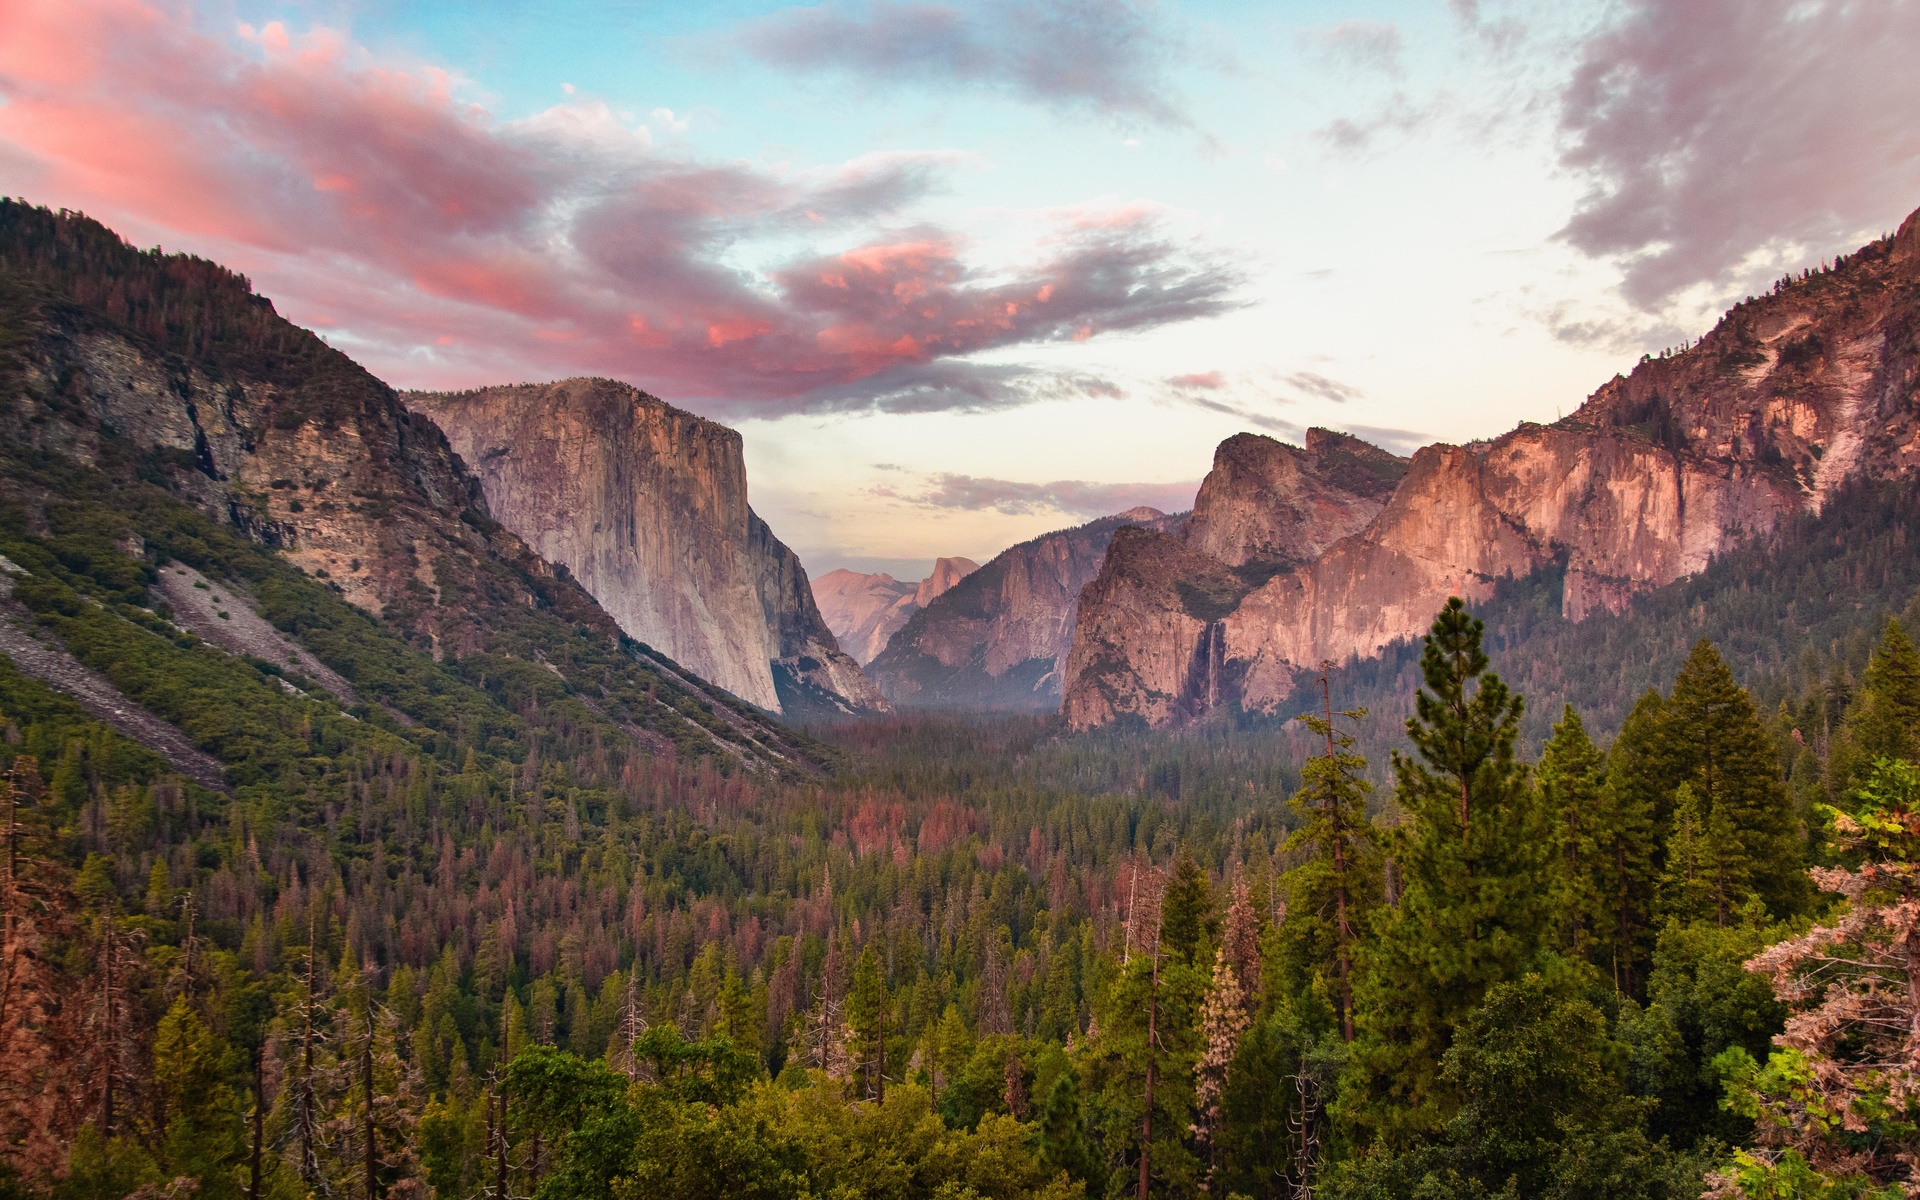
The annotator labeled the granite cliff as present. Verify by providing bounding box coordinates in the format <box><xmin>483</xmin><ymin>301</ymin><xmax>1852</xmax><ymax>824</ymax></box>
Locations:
<box><xmin>410</xmin><ymin>379</ymin><xmax>888</xmax><ymax>719</ymax></box>
<box><xmin>812</xmin><ymin>556</ymin><xmax>979</xmax><ymax>665</ymax></box>
<box><xmin>868</xmin><ymin>507</ymin><xmax>1183</xmax><ymax>710</ymax></box>
<box><xmin>0</xmin><ymin>201</ymin><xmax>831</xmax><ymax>771</ymax></box>
<box><xmin>1064</xmin><ymin>205</ymin><xmax>1920</xmax><ymax>729</ymax></box>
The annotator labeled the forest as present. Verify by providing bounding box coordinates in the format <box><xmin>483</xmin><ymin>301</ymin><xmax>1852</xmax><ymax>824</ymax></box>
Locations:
<box><xmin>4</xmin><ymin>199</ymin><xmax>1920</xmax><ymax>1200</ymax></box>
<box><xmin>8</xmin><ymin>556</ymin><xmax>1920</xmax><ymax>1198</ymax></box>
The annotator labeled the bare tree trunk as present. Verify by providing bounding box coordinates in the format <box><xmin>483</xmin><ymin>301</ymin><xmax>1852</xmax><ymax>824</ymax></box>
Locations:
<box><xmin>249</xmin><ymin>1046</ymin><xmax>265</xmax><ymax>1200</ymax></box>
<box><xmin>1139</xmin><ymin>938</ymin><xmax>1160</xmax><ymax>1200</ymax></box>
<box><xmin>298</xmin><ymin>915</ymin><xmax>319</xmax><ymax>1187</ymax></box>
<box><xmin>363</xmin><ymin>1002</ymin><xmax>377</xmax><ymax>1200</ymax></box>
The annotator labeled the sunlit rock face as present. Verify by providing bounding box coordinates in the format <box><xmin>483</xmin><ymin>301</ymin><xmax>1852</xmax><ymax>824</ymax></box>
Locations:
<box><xmin>813</xmin><ymin>557</ymin><xmax>979</xmax><ymax>666</ymax></box>
<box><xmin>1065</xmin><ymin>205</ymin><xmax>1920</xmax><ymax>729</ymax></box>
<box><xmin>868</xmin><ymin>509</ymin><xmax>1184</xmax><ymax>711</ymax></box>
<box><xmin>410</xmin><ymin>378</ymin><xmax>888</xmax><ymax>718</ymax></box>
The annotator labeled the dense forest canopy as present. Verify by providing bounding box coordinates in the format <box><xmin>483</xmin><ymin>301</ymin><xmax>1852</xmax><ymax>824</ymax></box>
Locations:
<box><xmin>4</xmin><ymin>201</ymin><xmax>1920</xmax><ymax>1200</ymax></box>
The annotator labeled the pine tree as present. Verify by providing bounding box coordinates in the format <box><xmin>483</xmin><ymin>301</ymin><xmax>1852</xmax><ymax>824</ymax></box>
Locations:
<box><xmin>1839</xmin><ymin>618</ymin><xmax>1920</xmax><ymax>777</ymax></box>
<box><xmin>1664</xmin><ymin>640</ymin><xmax>1806</xmax><ymax>917</ymax></box>
<box><xmin>1190</xmin><ymin>948</ymin><xmax>1249</xmax><ymax>1186</ymax></box>
<box><xmin>1604</xmin><ymin>692</ymin><xmax>1673</xmax><ymax>994</ymax></box>
<box><xmin>151</xmin><ymin>997</ymin><xmax>244</xmax><ymax>1195</ymax></box>
<box><xmin>1280</xmin><ymin>681</ymin><xmax>1379</xmax><ymax>1040</ymax></box>
<box><xmin>1658</xmin><ymin>783</ymin><xmax>1751</xmax><ymax>926</ymax></box>
<box><xmin>1221</xmin><ymin>876</ymin><xmax>1261</xmax><ymax>1009</ymax></box>
<box><xmin>1158</xmin><ymin>853</ymin><xmax>1217</xmax><ymax>968</ymax></box>
<box><xmin>845</xmin><ymin>945</ymin><xmax>886</xmax><ymax>1101</ymax></box>
<box><xmin>1036</xmin><ymin>1068</ymin><xmax>1096</xmax><ymax>1187</ymax></box>
<box><xmin>1344</xmin><ymin>598</ymin><xmax>1549</xmax><ymax>1145</ymax></box>
<box><xmin>1541</xmin><ymin>704</ymin><xmax>1605</xmax><ymax>957</ymax></box>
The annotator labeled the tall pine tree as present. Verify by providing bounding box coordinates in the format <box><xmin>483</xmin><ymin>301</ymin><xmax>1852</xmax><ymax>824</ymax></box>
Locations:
<box><xmin>1838</xmin><ymin>618</ymin><xmax>1920</xmax><ymax>778</ymax></box>
<box><xmin>1540</xmin><ymin>705</ymin><xmax>1659</xmax><ymax>992</ymax></box>
<box><xmin>1662</xmin><ymin>640</ymin><xmax>1806</xmax><ymax>917</ymax></box>
<box><xmin>1343</xmin><ymin>598</ymin><xmax>1549</xmax><ymax>1145</ymax></box>
<box><xmin>1277</xmin><ymin>689</ymin><xmax>1380</xmax><ymax>1041</ymax></box>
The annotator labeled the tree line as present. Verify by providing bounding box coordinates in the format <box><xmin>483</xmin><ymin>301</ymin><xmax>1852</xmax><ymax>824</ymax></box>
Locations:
<box><xmin>7</xmin><ymin>594</ymin><xmax>1919</xmax><ymax>1198</ymax></box>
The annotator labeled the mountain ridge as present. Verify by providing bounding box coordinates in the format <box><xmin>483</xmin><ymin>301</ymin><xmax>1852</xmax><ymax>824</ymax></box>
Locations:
<box><xmin>1063</xmin><ymin>203</ymin><xmax>1920</xmax><ymax>729</ymax></box>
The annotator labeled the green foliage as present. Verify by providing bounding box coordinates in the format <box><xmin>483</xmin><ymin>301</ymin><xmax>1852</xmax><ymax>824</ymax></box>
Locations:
<box><xmin>1620</xmin><ymin>919</ymin><xmax>1789</xmax><ymax>1150</ymax></box>
<box><xmin>1345</xmin><ymin>598</ymin><xmax>1550</xmax><ymax>1144</ymax></box>
<box><xmin>1662</xmin><ymin>641</ymin><xmax>1807</xmax><ymax>918</ymax></box>
<box><xmin>1159</xmin><ymin>853</ymin><xmax>1218</xmax><ymax>967</ymax></box>
<box><xmin>1277</xmin><ymin>700</ymin><xmax>1380</xmax><ymax>1036</ymax></box>
<box><xmin>1834</xmin><ymin>620</ymin><xmax>1920</xmax><ymax>783</ymax></box>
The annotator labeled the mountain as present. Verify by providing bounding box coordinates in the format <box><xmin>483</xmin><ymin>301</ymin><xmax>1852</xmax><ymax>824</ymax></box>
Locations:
<box><xmin>1063</xmin><ymin>204</ymin><xmax>1920</xmax><ymax>729</ymax></box>
<box><xmin>0</xmin><ymin>199</ymin><xmax>832</xmax><ymax>774</ymax></box>
<box><xmin>408</xmin><ymin>379</ymin><xmax>888</xmax><ymax>720</ymax></box>
<box><xmin>867</xmin><ymin>507</ymin><xmax>1183</xmax><ymax>710</ymax></box>
<box><xmin>812</xmin><ymin>556</ymin><xmax>979</xmax><ymax>665</ymax></box>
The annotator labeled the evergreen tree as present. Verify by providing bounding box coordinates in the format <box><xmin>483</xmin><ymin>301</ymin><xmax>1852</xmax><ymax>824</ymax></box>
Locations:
<box><xmin>1343</xmin><ymin>598</ymin><xmax>1549</xmax><ymax>1145</ymax></box>
<box><xmin>150</xmin><ymin>998</ymin><xmax>244</xmax><ymax>1197</ymax></box>
<box><xmin>1663</xmin><ymin>640</ymin><xmax>1805</xmax><ymax>917</ymax></box>
<box><xmin>845</xmin><ymin>945</ymin><xmax>886</xmax><ymax>1101</ymax></box>
<box><xmin>1605</xmin><ymin>692</ymin><xmax>1675</xmax><ymax>994</ymax></box>
<box><xmin>1279</xmin><ymin>690</ymin><xmax>1380</xmax><ymax>1040</ymax></box>
<box><xmin>1036</xmin><ymin>1068</ymin><xmax>1097</xmax><ymax>1189</ymax></box>
<box><xmin>1158</xmin><ymin>854</ymin><xmax>1217</xmax><ymax>968</ymax></box>
<box><xmin>1838</xmin><ymin>618</ymin><xmax>1920</xmax><ymax>777</ymax></box>
<box><xmin>1657</xmin><ymin>783</ymin><xmax>1751</xmax><ymax>926</ymax></box>
<box><xmin>1542</xmin><ymin>704</ymin><xmax>1606</xmax><ymax>957</ymax></box>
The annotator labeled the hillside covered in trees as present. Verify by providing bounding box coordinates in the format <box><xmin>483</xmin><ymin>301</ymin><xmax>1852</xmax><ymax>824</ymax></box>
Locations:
<box><xmin>8</xmin><ymin>580</ymin><xmax>1920</xmax><ymax>1199</ymax></box>
<box><xmin>4</xmin><ymin>204</ymin><xmax>1920</xmax><ymax>1200</ymax></box>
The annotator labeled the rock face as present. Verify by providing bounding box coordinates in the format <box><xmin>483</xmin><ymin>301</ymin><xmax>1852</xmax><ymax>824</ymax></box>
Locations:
<box><xmin>410</xmin><ymin>379</ymin><xmax>888</xmax><ymax>718</ymax></box>
<box><xmin>0</xmin><ymin>202</ymin><xmax>832</xmax><ymax>769</ymax></box>
<box><xmin>1064</xmin><ymin>205</ymin><xmax>1920</xmax><ymax>728</ymax></box>
<box><xmin>868</xmin><ymin>508</ymin><xmax>1183</xmax><ymax>710</ymax></box>
<box><xmin>1065</xmin><ymin>433</ymin><xmax>1409</xmax><ymax>728</ymax></box>
<box><xmin>812</xmin><ymin>556</ymin><xmax>980</xmax><ymax>665</ymax></box>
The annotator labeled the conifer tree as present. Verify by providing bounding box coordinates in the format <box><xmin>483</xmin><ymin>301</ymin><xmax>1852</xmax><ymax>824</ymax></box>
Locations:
<box><xmin>1603</xmin><ymin>693</ymin><xmax>1672</xmax><ymax>993</ymax></box>
<box><xmin>1280</xmin><ymin>683</ymin><xmax>1379</xmax><ymax>1040</ymax></box>
<box><xmin>846</xmin><ymin>945</ymin><xmax>886</xmax><ymax>1101</ymax></box>
<box><xmin>1539</xmin><ymin>703</ymin><xmax>1662</xmax><ymax>993</ymax></box>
<box><xmin>1036</xmin><ymin>1068</ymin><xmax>1096</xmax><ymax>1187</ymax></box>
<box><xmin>1191</xmin><ymin>948</ymin><xmax>1249</xmax><ymax>1185</ymax></box>
<box><xmin>1541</xmin><ymin>704</ymin><xmax>1606</xmax><ymax>957</ymax></box>
<box><xmin>1838</xmin><ymin>618</ymin><xmax>1920</xmax><ymax>777</ymax></box>
<box><xmin>1159</xmin><ymin>854</ymin><xmax>1217</xmax><ymax>967</ymax></box>
<box><xmin>1663</xmin><ymin>640</ymin><xmax>1806</xmax><ymax>917</ymax></box>
<box><xmin>1344</xmin><ymin>597</ymin><xmax>1548</xmax><ymax>1145</ymax></box>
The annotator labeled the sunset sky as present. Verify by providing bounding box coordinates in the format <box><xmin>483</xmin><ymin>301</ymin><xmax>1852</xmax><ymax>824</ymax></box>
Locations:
<box><xmin>4</xmin><ymin>0</ymin><xmax>1918</xmax><ymax>579</ymax></box>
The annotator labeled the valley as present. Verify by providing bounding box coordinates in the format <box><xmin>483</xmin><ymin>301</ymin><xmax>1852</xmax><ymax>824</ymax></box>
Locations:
<box><xmin>1</xmin><ymin>196</ymin><xmax>1918</xmax><ymax>1200</ymax></box>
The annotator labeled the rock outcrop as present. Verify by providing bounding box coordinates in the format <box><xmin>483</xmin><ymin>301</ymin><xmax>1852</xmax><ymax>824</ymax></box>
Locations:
<box><xmin>1065</xmin><ymin>433</ymin><xmax>1408</xmax><ymax>728</ymax></box>
<box><xmin>0</xmin><ymin>201</ymin><xmax>833</xmax><ymax>770</ymax></box>
<box><xmin>812</xmin><ymin>557</ymin><xmax>979</xmax><ymax>665</ymax></box>
<box><xmin>868</xmin><ymin>508</ymin><xmax>1183</xmax><ymax>710</ymax></box>
<box><xmin>1064</xmin><ymin>205</ymin><xmax>1920</xmax><ymax>728</ymax></box>
<box><xmin>410</xmin><ymin>379</ymin><xmax>888</xmax><ymax>718</ymax></box>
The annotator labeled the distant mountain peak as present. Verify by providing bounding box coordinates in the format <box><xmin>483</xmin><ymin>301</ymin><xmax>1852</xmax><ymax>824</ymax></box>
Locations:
<box><xmin>1064</xmin><ymin>207</ymin><xmax>1920</xmax><ymax>730</ymax></box>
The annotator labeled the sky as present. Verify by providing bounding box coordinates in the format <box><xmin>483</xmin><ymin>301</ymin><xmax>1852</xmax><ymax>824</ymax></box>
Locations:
<box><xmin>3</xmin><ymin>0</ymin><xmax>1919</xmax><ymax>581</ymax></box>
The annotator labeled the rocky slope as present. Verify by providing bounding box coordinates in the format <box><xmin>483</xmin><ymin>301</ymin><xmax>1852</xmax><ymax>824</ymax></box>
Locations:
<box><xmin>1064</xmin><ymin>205</ymin><xmax>1920</xmax><ymax>728</ymax></box>
<box><xmin>408</xmin><ymin>379</ymin><xmax>886</xmax><ymax>720</ymax></box>
<box><xmin>868</xmin><ymin>508</ymin><xmax>1182</xmax><ymax>710</ymax></box>
<box><xmin>0</xmin><ymin>200</ymin><xmax>833</xmax><ymax>771</ymax></box>
<box><xmin>812</xmin><ymin>556</ymin><xmax>979</xmax><ymax>665</ymax></box>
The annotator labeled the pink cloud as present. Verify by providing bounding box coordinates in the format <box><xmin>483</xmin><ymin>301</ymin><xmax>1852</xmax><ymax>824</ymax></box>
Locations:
<box><xmin>1559</xmin><ymin>0</ymin><xmax>1920</xmax><ymax>308</ymax></box>
<box><xmin>721</xmin><ymin>0</ymin><xmax>1190</xmax><ymax>127</ymax></box>
<box><xmin>878</xmin><ymin>473</ymin><xmax>1200</xmax><ymax>518</ymax></box>
<box><xmin>0</xmin><ymin>0</ymin><xmax>1240</xmax><ymax>415</ymax></box>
